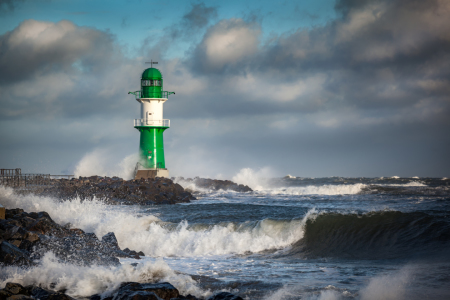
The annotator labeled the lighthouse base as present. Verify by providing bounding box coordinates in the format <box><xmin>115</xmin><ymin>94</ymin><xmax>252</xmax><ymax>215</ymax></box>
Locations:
<box><xmin>134</xmin><ymin>165</ymin><xmax>169</xmax><ymax>180</ymax></box>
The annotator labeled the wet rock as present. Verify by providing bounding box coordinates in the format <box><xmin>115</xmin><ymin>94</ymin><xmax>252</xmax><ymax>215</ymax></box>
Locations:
<box><xmin>4</xmin><ymin>283</ymin><xmax>29</xmax><ymax>296</ymax></box>
<box><xmin>171</xmin><ymin>295</ymin><xmax>200</xmax><ymax>300</ymax></box>
<box><xmin>46</xmin><ymin>293</ymin><xmax>75</xmax><ymax>300</ymax></box>
<box><xmin>7</xmin><ymin>295</ymin><xmax>33</xmax><ymax>300</ymax></box>
<box><xmin>182</xmin><ymin>178</ymin><xmax>252</xmax><ymax>193</ymax></box>
<box><xmin>27</xmin><ymin>286</ymin><xmax>54</xmax><ymax>300</ymax></box>
<box><xmin>23</xmin><ymin>177</ymin><xmax>196</xmax><ymax>205</ymax></box>
<box><xmin>0</xmin><ymin>284</ymin><xmax>75</xmax><ymax>300</ymax></box>
<box><xmin>102</xmin><ymin>232</ymin><xmax>120</xmax><ymax>250</ymax></box>
<box><xmin>113</xmin><ymin>282</ymin><xmax>179</xmax><ymax>300</ymax></box>
<box><xmin>0</xmin><ymin>241</ymin><xmax>31</xmax><ymax>266</ymax></box>
<box><xmin>0</xmin><ymin>290</ymin><xmax>12</xmax><ymax>300</ymax></box>
<box><xmin>1</xmin><ymin>208</ymin><xmax>144</xmax><ymax>267</ymax></box>
<box><xmin>206</xmin><ymin>292</ymin><xmax>244</xmax><ymax>300</ymax></box>
<box><xmin>114</xmin><ymin>291</ymin><xmax>161</xmax><ymax>300</ymax></box>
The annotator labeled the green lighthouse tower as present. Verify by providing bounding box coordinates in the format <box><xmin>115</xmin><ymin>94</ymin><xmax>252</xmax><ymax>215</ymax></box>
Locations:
<box><xmin>129</xmin><ymin>63</ymin><xmax>174</xmax><ymax>179</ymax></box>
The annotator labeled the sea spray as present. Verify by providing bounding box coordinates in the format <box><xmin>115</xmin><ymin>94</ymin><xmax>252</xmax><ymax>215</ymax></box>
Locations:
<box><xmin>232</xmin><ymin>167</ymin><xmax>274</xmax><ymax>190</ymax></box>
<box><xmin>73</xmin><ymin>149</ymin><xmax>138</xmax><ymax>179</ymax></box>
<box><xmin>0</xmin><ymin>253</ymin><xmax>206</xmax><ymax>298</ymax></box>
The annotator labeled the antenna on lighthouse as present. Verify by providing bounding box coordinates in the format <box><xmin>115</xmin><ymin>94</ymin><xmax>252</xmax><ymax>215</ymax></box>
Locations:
<box><xmin>145</xmin><ymin>60</ymin><xmax>158</xmax><ymax>68</ymax></box>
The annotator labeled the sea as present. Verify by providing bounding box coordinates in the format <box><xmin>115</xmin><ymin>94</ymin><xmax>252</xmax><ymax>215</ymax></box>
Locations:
<box><xmin>1</xmin><ymin>175</ymin><xmax>450</xmax><ymax>300</ymax></box>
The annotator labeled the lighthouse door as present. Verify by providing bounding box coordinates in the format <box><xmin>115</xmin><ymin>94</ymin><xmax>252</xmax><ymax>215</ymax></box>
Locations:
<box><xmin>146</xmin><ymin>111</ymin><xmax>154</xmax><ymax>125</ymax></box>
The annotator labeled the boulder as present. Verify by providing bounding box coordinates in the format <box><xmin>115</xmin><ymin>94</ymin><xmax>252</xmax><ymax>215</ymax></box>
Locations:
<box><xmin>102</xmin><ymin>232</ymin><xmax>120</xmax><ymax>250</ymax></box>
<box><xmin>4</xmin><ymin>283</ymin><xmax>29</xmax><ymax>296</ymax></box>
<box><xmin>0</xmin><ymin>241</ymin><xmax>31</xmax><ymax>266</ymax></box>
<box><xmin>206</xmin><ymin>292</ymin><xmax>244</xmax><ymax>300</ymax></box>
<box><xmin>112</xmin><ymin>282</ymin><xmax>179</xmax><ymax>300</ymax></box>
<box><xmin>0</xmin><ymin>284</ymin><xmax>75</xmax><ymax>300</ymax></box>
<box><xmin>2</xmin><ymin>208</ymin><xmax>144</xmax><ymax>267</ymax></box>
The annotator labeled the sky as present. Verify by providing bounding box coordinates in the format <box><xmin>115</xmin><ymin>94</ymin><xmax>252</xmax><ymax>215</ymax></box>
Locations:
<box><xmin>0</xmin><ymin>0</ymin><xmax>449</xmax><ymax>179</ymax></box>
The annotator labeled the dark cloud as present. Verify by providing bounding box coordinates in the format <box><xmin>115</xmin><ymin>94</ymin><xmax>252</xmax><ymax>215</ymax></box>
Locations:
<box><xmin>0</xmin><ymin>20</ymin><xmax>141</xmax><ymax>120</ymax></box>
<box><xmin>184</xmin><ymin>0</ymin><xmax>450</xmax><ymax>120</ymax></box>
<box><xmin>183</xmin><ymin>3</ymin><xmax>218</xmax><ymax>29</ymax></box>
<box><xmin>0</xmin><ymin>0</ymin><xmax>24</xmax><ymax>12</ymax></box>
<box><xmin>167</xmin><ymin>2</ymin><xmax>217</xmax><ymax>40</ymax></box>
<box><xmin>0</xmin><ymin>20</ymin><xmax>117</xmax><ymax>84</ymax></box>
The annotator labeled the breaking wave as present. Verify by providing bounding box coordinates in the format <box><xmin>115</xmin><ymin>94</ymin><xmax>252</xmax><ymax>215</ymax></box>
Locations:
<box><xmin>283</xmin><ymin>211</ymin><xmax>450</xmax><ymax>260</ymax></box>
<box><xmin>0</xmin><ymin>187</ymin><xmax>311</xmax><ymax>257</ymax></box>
<box><xmin>258</xmin><ymin>183</ymin><xmax>367</xmax><ymax>195</ymax></box>
<box><xmin>0</xmin><ymin>253</ymin><xmax>205</xmax><ymax>298</ymax></box>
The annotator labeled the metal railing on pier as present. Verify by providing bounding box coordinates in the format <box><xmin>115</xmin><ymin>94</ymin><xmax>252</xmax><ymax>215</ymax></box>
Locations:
<box><xmin>134</xmin><ymin>119</ymin><xmax>170</xmax><ymax>127</ymax></box>
<box><xmin>0</xmin><ymin>174</ymin><xmax>51</xmax><ymax>187</ymax></box>
<box><xmin>1</xmin><ymin>168</ymin><xmax>22</xmax><ymax>176</ymax></box>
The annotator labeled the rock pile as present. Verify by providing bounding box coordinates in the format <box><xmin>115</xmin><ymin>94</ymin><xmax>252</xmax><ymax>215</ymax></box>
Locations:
<box><xmin>27</xmin><ymin>176</ymin><xmax>196</xmax><ymax>205</ymax></box>
<box><xmin>176</xmin><ymin>178</ymin><xmax>252</xmax><ymax>193</ymax></box>
<box><xmin>0</xmin><ymin>208</ymin><xmax>142</xmax><ymax>266</ymax></box>
<box><xmin>0</xmin><ymin>282</ymin><xmax>244</xmax><ymax>300</ymax></box>
<box><xmin>0</xmin><ymin>207</ymin><xmax>245</xmax><ymax>300</ymax></box>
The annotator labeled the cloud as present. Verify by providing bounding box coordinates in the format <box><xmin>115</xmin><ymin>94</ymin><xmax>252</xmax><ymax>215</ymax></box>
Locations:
<box><xmin>183</xmin><ymin>3</ymin><xmax>217</xmax><ymax>29</ymax></box>
<box><xmin>0</xmin><ymin>19</ymin><xmax>115</xmax><ymax>84</ymax></box>
<box><xmin>163</xmin><ymin>2</ymin><xmax>217</xmax><ymax>41</ymax></box>
<box><xmin>191</xmin><ymin>19</ymin><xmax>261</xmax><ymax>73</ymax></box>
<box><xmin>0</xmin><ymin>19</ymin><xmax>142</xmax><ymax>120</ymax></box>
<box><xmin>181</xmin><ymin>0</ymin><xmax>450</xmax><ymax>127</ymax></box>
<box><xmin>1</xmin><ymin>0</ymin><xmax>449</xmax><ymax>177</ymax></box>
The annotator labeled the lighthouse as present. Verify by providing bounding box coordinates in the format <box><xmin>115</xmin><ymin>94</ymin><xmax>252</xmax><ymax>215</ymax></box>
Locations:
<box><xmin>129</xmin><ymin>62</ymin><xmax>174</xmax><ymax>179</ymax></box>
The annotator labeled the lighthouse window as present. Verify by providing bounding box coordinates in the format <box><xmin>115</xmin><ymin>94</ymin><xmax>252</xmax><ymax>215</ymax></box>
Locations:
<box><xmin>141</xmin><ymin>80</ymin><xmax>162</xmax><ymax>86</ymax></box>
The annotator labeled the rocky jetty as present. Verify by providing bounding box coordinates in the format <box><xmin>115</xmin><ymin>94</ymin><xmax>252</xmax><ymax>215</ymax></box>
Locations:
<box><xmin>0</xmin><ymin>282</ymin><xmax>243</xmax><ymax>300</ymax></box>
<box><xmin>176</xmin><ymin>178</ymin><xmax>252</xmax><ymax>193</ymax></box>
<box><xmin>0</xmin><ymin>208</ymin><xmax>143</xmax><ymax>266</ymax></box>
<box><xmin>0</xmin><ymin>207</ymin><xmax>244</xmax><ymax>300</ymax></box>
<box><xmin>25</xmin><ymin>176</ymin><xmax>196</xmax><ymax>205</ymax></box>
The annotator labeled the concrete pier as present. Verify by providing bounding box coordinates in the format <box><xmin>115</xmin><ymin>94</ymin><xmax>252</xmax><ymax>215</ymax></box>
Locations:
<box><xmin>134</xmin><ymin>168</ymin><xmax>169</xmax><ymax>179</ymax></box>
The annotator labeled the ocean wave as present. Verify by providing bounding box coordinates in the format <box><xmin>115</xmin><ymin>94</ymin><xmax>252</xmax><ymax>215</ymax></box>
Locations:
<box><xmin>0</xmin><ymin>187</ymin><xmax>311</xmax><ymax>257</ymax></box>
<box><xmin>257</xmin><ymin>184</ymin><xmax>367</xmax><ymax>196</ymax></box>
<box><xmin>283</xmin><ymin>210</ymin><xmax>450</xmax><ymax>260</ymax></box>
<box><xmin>3</xmin><ymin>186</ymin><xmax>449</xmax><ymax>263</ymax></box>
<box><xmin>381</xmin><ymin>181</ymin><xmax>427</xmax><ymax>187</ymax></box>
<box><xmin>0</xmin><ymin>253</ymin><xmax>205</xmax><ymax>298</ymax></box>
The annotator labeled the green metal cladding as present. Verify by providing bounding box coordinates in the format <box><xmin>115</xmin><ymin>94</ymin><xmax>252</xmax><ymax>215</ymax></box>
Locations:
<box><xmin>136</xmin><ymin>126</ymin><xmax>168</xmax><ymax>169</ymax></box>
<box><xmin>141</xmin><ymin>67</ymin><xmax>163</xmax><ymax>98</ymax></box>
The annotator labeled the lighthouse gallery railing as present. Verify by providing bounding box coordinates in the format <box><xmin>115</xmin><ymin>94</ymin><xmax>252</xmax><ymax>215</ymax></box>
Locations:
<box><xmin>128</xmin><ymin>91</ymin><xmax>174</xmax><ymax>99</ymax></box>
<box><xmin>134</xmin><ymin>119</ymin><xmax>170</xmax><ymax>127</ymax></box>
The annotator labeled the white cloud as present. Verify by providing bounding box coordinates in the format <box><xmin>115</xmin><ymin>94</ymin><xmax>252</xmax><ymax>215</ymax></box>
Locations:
<box><xmin>194</xmin><ymin>18</ymin><xmax>260</xmax><ymax>71</ymax></box>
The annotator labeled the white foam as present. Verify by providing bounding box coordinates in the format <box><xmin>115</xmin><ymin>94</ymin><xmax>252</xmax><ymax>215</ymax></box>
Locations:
<box><xmin>173</xmin><ymin>178</ymin><xmax>217</xmax><ymax>194</ymax></box>
<box><xmin>382</xmin><ymin>181</ymin><xmax>427</xmax><ymax>187</ymax></box>
<box><xmin>0</xmin><ymin>187</ymin><xmax>315</xmax><ymax>257</ymax></box>
<box><xmin>263</xmin><ymin>285</ymin><xmax>343</xmax><ymax>300</ymax></box>
<box><xmin>390</xmin><ymin>176</ymin><xmax>400</xmax><ymax>179</ymax></box>
<box><xmin>257</xmin><ymin>184</ymin><xmax>367</xmax><ymax>196</ymax></box>
<box><xmin>0</xmin><ymin>253</ymin><xmax>206</xmax><ymax>298</ymax></box>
